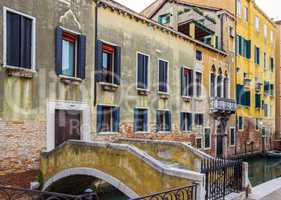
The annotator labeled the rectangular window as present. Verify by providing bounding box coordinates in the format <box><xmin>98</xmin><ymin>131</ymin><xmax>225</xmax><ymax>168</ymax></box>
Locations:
<box><xmin>101</xmin><ymin>44</ymin><xmax>114</xmax><ymax>83</ymax></box>
<box><xmin>237</xmin><ymin>0</ymin><xmax>241</xmax><ymax>16</ymax></box>
<box><xmin>264</xmin><ymin>52</ymin><xmax>267</xmax><ymax>69</ymax></box>
<box><xmin>158</xmin><ymin>13</ymin><xmax>170</xmax><ymax>24</ymax></box>
<box><xmin>196</xmin><ymin>138</ymin><xmax>202</xmax><ymax>149</ymax></box>
<box><xmin>56</xmin><ymin>27</ymin><xmax>86</xmax><ymax>79</ymax></box>
<box><xmin>97</xmin><ymin>105</ymin><xmax>120</xmax><ymax>133</ymax></box>
<box><xmin>180</xmin><ymin>112</ymin><xmax>192</xmax><ymax>132</ymax></box>
<box><xmin>270</xmin><ymin>57</ymin><xmax>274</xmax><ymax>72</ymax></box>
<box><xmin>156</xmin><ymin>110</ymin><xmax>171</xmax><ymax>132</ymax></box>
<box><xmin>256</xmin><ymin>119</ymin><xmax>260</xmax><ymax>131</ymax></box>
<box><xmin>210</xmin><ymin>73</ymin><xmax>215</xmax><ymax>97</ymax></box>
<box><xmin>264</xmin><ymin>104</ymin><xmax>268</xmax><ymax>117</ymax></box>
<box><xmin>4</xmin><ymin>8</ymin><xmax>35</xmax><ymax>69</ymax></box>
<box><xmin>244</xmin><ymin>6</ymin><xmax>248</xmax><ymax>21</ymax></box>
<box><xmin>158</xmin><ymin>59</ymin><xmax>168</xmax><ymax>93</ymax></box>
<box><xmin>254</xmin><ymin>46</ymin><xmax>260</xmax><ymax>65</ymax></box>
<box><xmin>195</xmin><ymin>72</ymin><xmax>202</xmax><ymax>97</ymax></box>
<box><xmin>255</xmin><ymin>93</ymin><xmax>261</xmax><ymax>108</ymax></box>
<box><xmin>134</xmin><ymin>108</ymin><xmax>148</xmax><ymax>132</ymax></box>
<box><xmin>204</xmin><ymin>128</ymin><xmax>211</xmax><ymax>149</ymax></box>
<box><xmin>270</xmin><ymin>31</ymin><xmax>274</xmax><ymax>43</ymax></box>
<box><xmin>264</xmin><ymin>25</ymin><xmax>267</xmax><ymax>38</ymax></box>
<box><xmin>195</xmin><ymin>113</ymin><xmax>204</xmax><ymax>127</ymax></box>
<box><xmin>255</xmin><ymin>16</ymin><xmax>259</xmax><ymax>31</ymax></box>
<box><xmin>238</xmin><ymin>116</ymin><xmax>244</xmax><ymax>131</ymax></box>
<box><xmin>181</xmin><ymin>67</ymin><xmax>193</xmax><ymax>97</ymax></box>
<box><xmin>264</xmin><ymin>81</ymin><xmax>270</xmax><ymax>96</ymax></box>
<box><xmin>137</xmin><ymin>53</ymin><xmax>149</xmax><ymax>90</ymax></box>
<box><xmin>230</xmin><ymin>128</ymin><xmax>236</xmax><ymax>146</ymax></box>
<box><xmin>196</xmin><ymin>50</ymin><xmax>203</xmax><ymax>61</ymax></box>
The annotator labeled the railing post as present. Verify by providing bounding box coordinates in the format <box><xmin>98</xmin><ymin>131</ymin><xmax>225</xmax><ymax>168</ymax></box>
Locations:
<box><xmin>242</xmin><ymin>162</ymin><xmax>249</xmax><ymax>189</ymax></box>
<box><xmin>196</xmin><ymin>175</ymin><xmax>206</xmax><ymax>200</ymax></box>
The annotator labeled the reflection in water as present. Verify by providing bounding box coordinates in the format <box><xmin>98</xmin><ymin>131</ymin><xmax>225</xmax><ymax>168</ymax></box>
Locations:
<box><xmin>245</xmin><ymin>155</ymin><xmax>281</xmax><ymax>186</ymax></box>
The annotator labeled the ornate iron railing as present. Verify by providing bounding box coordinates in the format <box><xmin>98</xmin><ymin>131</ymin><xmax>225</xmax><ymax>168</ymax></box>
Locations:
<box><xmin>130</xmin><ymin>184</ymin><xmax>197</xmax><ymax>200</ymax></box>
<box><xmin>0</xmin><ymin>185</ymin><xmax>99</xmax><ymax>200</ymax></box>
<box><xmin>201</xmin><ymin>159</ymin><xmax>243</xmax><ymax>200</ymax></box>
<box><xmin>210</xmin><ymin>98</ymin><xmax>236</xmax><ymax>114</ymax></box>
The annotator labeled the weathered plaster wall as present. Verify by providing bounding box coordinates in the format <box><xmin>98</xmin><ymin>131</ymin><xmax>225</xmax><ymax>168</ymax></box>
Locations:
<box><xmin>0</xmin><ymin>0</ymin><xmax>95</xmax><ymax>174</ymax></box>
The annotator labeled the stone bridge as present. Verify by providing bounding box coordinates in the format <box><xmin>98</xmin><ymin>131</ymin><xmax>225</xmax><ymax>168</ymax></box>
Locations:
<box><xmin>40</xmin><ymin>140</ymin><xmax>208</xmax><ymax>199</ymax></box>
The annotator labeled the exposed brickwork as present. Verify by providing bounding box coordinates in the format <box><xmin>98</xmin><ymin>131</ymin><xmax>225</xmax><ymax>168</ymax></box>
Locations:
<box><xmin>0</xmin><ymin>121</ymin><xmax>46</xmax><ymax>176</ymax></box>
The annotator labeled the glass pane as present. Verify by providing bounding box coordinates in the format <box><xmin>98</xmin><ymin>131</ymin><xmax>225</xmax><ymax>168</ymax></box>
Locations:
<box><xmin>62</xmin><ymin>40</ymin><xmax>74</xmax><ymax>76</ymax></box>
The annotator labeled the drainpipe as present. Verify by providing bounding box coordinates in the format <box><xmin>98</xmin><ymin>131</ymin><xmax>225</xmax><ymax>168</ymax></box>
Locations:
<box><xmin>94</xmin><ymin>0</ymin><xmax>99</xmax><ymax>106</ymax></box>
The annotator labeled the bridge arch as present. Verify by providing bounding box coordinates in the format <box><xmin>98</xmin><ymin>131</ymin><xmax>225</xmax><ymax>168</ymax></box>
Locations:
<box><xmin>43</xmin><ymin>167</ymin><xmax>139</xmax><ymax>199</ymax></box>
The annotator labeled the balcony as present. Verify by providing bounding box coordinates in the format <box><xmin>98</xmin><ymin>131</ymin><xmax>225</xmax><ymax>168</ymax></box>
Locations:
<box><xmin>210</xmin><ymin>97</ymin><xmax>237</xmax><ymax>114</ymax></box>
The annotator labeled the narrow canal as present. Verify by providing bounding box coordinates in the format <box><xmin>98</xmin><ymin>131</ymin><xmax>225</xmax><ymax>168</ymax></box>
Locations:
<box><xmin>245</xmin><ymin>155</ymin><xmax>281</xmax><ymax>186</ymax></box>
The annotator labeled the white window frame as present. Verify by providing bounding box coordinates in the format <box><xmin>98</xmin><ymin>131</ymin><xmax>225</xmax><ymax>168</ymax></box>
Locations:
<box><xmin>157</xmin><ymin>58</ymin><xmax>169</xmax><ymax>94</ymax></box>
<box><xmin>237</xmin><ymin>0</ymin><xmax>241</xmax><ymax>17</ymax></box>
<box><xmin>209</xmin><ymin>71</ymin><xmax>217</xmax><ymax>98</ymax></box>
<box><xmin>204</xmin><ymin>127</ymin><xmax>211</xmax><ymax>150</ymax></box>
<box><xmin>3</xmin><ymin>7</ymin><xmax>36</xmax><ymax>71</ymax></box>
<box><xmin>157</xmin><ymin>109</ymin><xmax>171</xmax><ymax>134</ymax></box>
<box><xmin>136</xmin><ymin>51</ymin><xmax>150</xmax><ymax>91</ymax></box>
<box><xmin>196</xmin><ymin>137</ymin><xmax>203</xmax><ymax>149</ymax></box>
<box><xmin>181</xmin><ymin>66</ymin><xmax>193</xmax><ymax>99</ymax></box>
<box><xmin>194</xmin><ymin>112</ymin><xmax>204</xmax><ymax>127</ymax></box>
<box><xmin>229</xmin><ymin>127</ymin><xmax>236</xmax><ymax>147</ymax></box>
<box><xmin>96</xmin><ymin>104</ymin><xmax>119</xmax><ymax>135</ymax></box>
<box><xmin>134</xmin><ymin>107</ymin><xmax>149</xmax><ymax>134</ymax></box>
<box><xmin>195</xmin><ymin>70</ymin><xmax>203</xmax><ymax>98</ymax></box>
<box><xmin>180</xmin><ymin>111</ymin><xmax>193</xmax><ymax>133</ymax></box>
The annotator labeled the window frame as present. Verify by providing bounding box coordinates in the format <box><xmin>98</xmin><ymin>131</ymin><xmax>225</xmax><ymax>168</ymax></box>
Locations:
<box><xmin>194</xmin><ymin>113</ymin><xmax>204</xmax><ymax>127</ymax></box>
<box><xmin>97</xmin><ymin>104</ymin><xmax>120</xmax><ymax>135</ymax></box>
<box><xmin>158</xmin><ymin>58</ymin><xmax>169</xmax><ymax>94</ymax></box>
<box><xmin>204</xmin><ymin>127</ymin><xmax>211</xmax><ymax>150</ymax></box>
<box><xmin>157</xmin><ymin>109</ymin><xmax>171</xmax><ymax>133</ymax></box>
<box><xmin>255</xmin><ymin>16</ymin><xmax>259</xmax><ymax>31</ymax></box>
<box><xmin>101</xmin><ymin>42</ymin><xmax>116</xmax><ymax>84</ymax></box>
<box><xmin>181</xmin><ymin>66</ymin><xmax>193</xmax><ymax>98</ymax></box>
<box><xmin>196</xmin><ymin>137</ymin><xmax>203</xmax><ymax>149</ymax></box>
<box><xmin>134</xmin><ymin>107</ymin><xmax>149</xmax><ymax>134</ymax></box>
<box><xmin>195</xmin><ymin>70</ymin><xmax>203</xmax><ymax>98</ymax></box>
<box><xmin>238</xmin><ymin>116</ymin><xmax>244</xmax><ymax>131</ymax></box>
<box><xmin>195</xmin><ymin>50</ymin><xmax>203</xmax><ymax>61</ymax></box>
<box><xmin>3</xmin><ymin>7</ymin><xmax>36</xmax><ymax>71</ymax></box>
<box><xmin>180</xmin><ymin>112</ymin><xmax>193</xmax><ymax>133</ymax></box>
<box><xmin>136</xmin><ymin>51</ymin><xmax>150</xmax><ymax>91</ymax></box>
<box><xmin>244</xmin><ymin>6</ymin><xmax>248</xmax><ymax>21</ymax></box>
<box><xmin>229</xmin><ymin>127</ymin><xmax>236</xmax><ymax>147</ymax></box>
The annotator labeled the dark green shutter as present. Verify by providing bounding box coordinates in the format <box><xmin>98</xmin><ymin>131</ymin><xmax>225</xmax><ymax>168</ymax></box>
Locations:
<box><xmin>96</xmin><ymin>40</ymin><xmax>103</xmax><ymax>81</ymax></box>
<box><xmin>55</xmin><ymin>27</ymin><xmax>63</xmax><ymax>75</ymax></box>
<box><xmin>114</xmin><ymin>46</ymin><xmax>121</xmax><ymax>85</ymax></box>
<box><xmin>77</xmin><ymin>35</ymin><xmax>86</xmax><ymax>79</ymax></box>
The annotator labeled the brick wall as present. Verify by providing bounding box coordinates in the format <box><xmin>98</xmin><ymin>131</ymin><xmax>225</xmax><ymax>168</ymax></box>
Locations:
<box><xmin>0</xmin><ymin>121</ymin><xmax>46</xmax><ymax>176</ymax></box>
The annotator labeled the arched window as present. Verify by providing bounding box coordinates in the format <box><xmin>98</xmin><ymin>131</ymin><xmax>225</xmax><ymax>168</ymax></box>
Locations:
<box><xmin>210</xmin><ymin>65</ymin><xmax>216</xmax><ymax>97</ymax></box>
<box><xmin>217</xmin><ymin>68</ymin><xmax>223</xmax><ymax>98</ymax></box>
<box><xmin>224</xmin><ymin>71</ymin><xmax>229</xmax><ymax>98</ymax></box>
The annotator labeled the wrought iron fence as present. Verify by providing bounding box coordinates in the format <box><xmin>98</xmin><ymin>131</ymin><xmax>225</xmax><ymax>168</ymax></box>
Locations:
<box><xmin>201</xmin><ymin>159</ymin><xmax>243</xmax><ymax>200</ymax></box>
<box><xmin>0</xmin><ymin>185</ymin><xmax>99</xmax><ymax>200</ymax></box>
<box><xmin>130</xmin><ymin>184</ymin><xmax>197</xmax><ymax>200</ymax></box>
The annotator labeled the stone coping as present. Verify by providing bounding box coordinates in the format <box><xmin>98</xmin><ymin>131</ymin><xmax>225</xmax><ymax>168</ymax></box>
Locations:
<box><xmin>41</xmin><ymin>140</ymin><xmax>204</xmax><ymax>182</ymax></box>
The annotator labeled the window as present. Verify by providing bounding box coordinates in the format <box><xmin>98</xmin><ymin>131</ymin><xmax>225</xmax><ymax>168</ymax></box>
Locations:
<box><xmin>195</xmin><ymin>113</ymin><xmax>203</xmax><ymax>127</ymax></box>
<box><xmin>204</xmin><ymin>128</ymin><xmax>211</xmax><ymax>149</ymax></box>
<box><xmin>255</xmin><ymin>16</ymin><xmax>259</xmax><ymax>31</ymax></box>
<box><xmin>158</xmin><ymin>13</ymin><xmax>170</xmax><ymax>24</ymax></box>
<box><xmin>217</xmin><ymin>74</ymin><xmax>223</xmax><ymax>98</ymax></box>
<box><xmin>256</xmin><ymin>119</ymin><xmax>260</xmax><ymax>131</ymax></box>
<box><xmin>229</xmin><ymin>26</ymin><xmax>234</xmax><ymax>38</ymax></box>
<box><xmin>270</xmin><ymin>31</ymin><xmax>274</xmax><ymax>43</ymax></box>
<box><xmin>255</xmin><ymin>93</ymin><xmax>261</xmax><ymax>108</ymax></box>
<box><xmin>244</xmin><ymin>6</ymin><xmax>248</xmax><ymax>21</ymax></box>
<box><xmin>264</xmin><ymin>25</ymin><xmax>267</xmax><ymax>38</ymax></box>
<box><xmin>195</xmin><ymin>72</ymin><xmax>202</xmax><ymax>97</ymax></box>
<box><xmin>270</xmin><ymin>84</ymin><xmax>274</xmax><ymax>96</ymax></box>
<box><xmin>270</xmin><ymin>57</ymin><xmax>274</xmax><ymax>72</ymax></box>
<box><xmin>196</xmin><ymin>50</ymin><xmax>203</xmax><ymax>61</ymax></box>
<box><xmin>236</xmin><ymin>35</ymin><xmax>251</xmax><ymax>59</ymax></box>
<box><xmin>223</xmin><ymin>76</ymin><xmax>229</xmax><ymax>98</ymax></box>
<box><xmin>156</xmin><ymin>110</ymin><xmax>171</xmax><ymax>132</ymax></box>
<box><xmin>96</xmin><ymin>41</ymin><xmax>121</xmax><ymax>84</ymax></box>
<box><xmin>264</xmin><ymin>52</ymin><xmax>267</xmax><ymax>69</ymax></box>
<box><xmin>158</xmin><ymin>59</ymin><xmax>168</xmax><ymax>93</ymax></box>
<box><xmin>236</xmin><ymin>84</ymin><xmax>250</xmax><ymax>106</ymax></box>
<box><xmin>137</xmin><ymin>53</ymin><xmax>149</xmax><ymax>90</ymax></box>
<box><xmin>196</xmin><ymin>138</ymin><xmax>202</xmax><ymax>149</ymax></box>
<box><xmin>254</xmin><ymin>46</ymin><xmax>260</xmax><ymax>65</ymax></box>
<box><xmin>264</xmin><ymin>103</ymin><xmax>268</xmax><ymax>117</ymax></box>
<box><xmin>181</xmin><ymin>67</ymin><xmax>193</xmax><ymax>97</ymax></box>
<box><xmin>264</xmin><ymin>81</ymin><xmax>270</xmax><ymax>96</ymax></box>
<box><xmin>56</xmin><ymin>27</ymin><xmax>86</xmax><ymax>79</ymax></box>
<box><xmin>4</xmin><ymin>8</ymin><xmax>35</xmax><ymax>69</ymax></box>
<box><xmin>134</xmin><ymin>108</ymin><xmax>148</xmax><ymax>132</ymax></box>
<box><xmin>237</xmin><ymin>0</ymin><xmax>241</xmax><ymax>16</ymax></box>
<box><xmin>97</xmin><ymin>105</ymin><xmax>120</xmax><ymax>133</ymax></box>
<box><xmin>238</xmin><ymin>116</ymin><xmax>244</xmax><ymax>131</ymax></box>
<box><xmin>230</xmin><ymin>128</ymin><xmax>236</xmax><ymax>146</ymax></box>
<box><xmin>210</xmin><ymin>71</ymin><xmax>216</xmax><ymax>97</ymax></box>
<box><xmin>180</xmin><ymin>112</ymin><xmax>192</xmax><ymax>132</ymax></box>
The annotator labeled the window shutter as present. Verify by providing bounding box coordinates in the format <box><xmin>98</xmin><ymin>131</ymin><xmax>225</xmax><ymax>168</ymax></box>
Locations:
<box><xmin>77</xmin><ymin>34</ymin><xmax>86</xmax><ymax>79</ymax></box>
<box><xmin>144</xmin><ymin>109</ymin><xmax>148</xmax><ymax>132</ymax></box>
<box><xmin>159</xmin><ymin>60</ymin><xmax>164</xmax><ymax>92</ymax></box>
<box><xmin>255</xmin><ymin>94</ymin><xmax>261</xmax><ymax>108</ymax></box>
<box><xmin>134</xmin><ymin>108</ymin><xmax>138</xmax><ymax>132</ymax></box>
<box><xmin>245</xmin><ymin>91</ymin><xmax>251</xmax><ymax>106</ymax></box>
<box><xmin>180</xmin><ymin>113</ymin><xmax>184</xmax><ymax>131</ymax></box>
<box><xmin>114</xmin><ymin>46</ymin><xmax>121</xmax><ymax>85</ymax></box>
<box><xmin>137</xmin><ymin>54</ymin><xmax>143</xmax><ymax>88</ymax></box>
<box><xmin>236</xmin><ymin>85</ymin><xmax>244</xmax><ymax>105</ymax></box>
<box><xmin>189</xmin><ymin>70</ymin><xmax>193</xmax><ymax>96</ymax></box>
<box><xmin>188</xmin><ymin>114</ymin><xmax>192</xmax><ymax>131</ymax></box>
<box><xmin>238</xmin><ymin>36</ymin><xmax>242</xmax><ymax>55</ymax></box>
<box><xmin>180</xmin><ymin>68</ymin><xmax>184</xmax><ymax>96</ymax></box>
<box><xmin>55</xmin><ymin>27</ymin><xmax>63</xmax><ymax>75</ymax></box>
<box><xmin>113</xmin><ymin>107</ymin><xmax>120</xmax><ymax>132</ymax></box>
<box><xmin>156</xmin><ymin>111</ymin><xmax>160</xmax><ymax>132</ymax></box>
<box><xmin>20</xmin><ymin>16</ymin><xmax>32</xmax><ymax>68</ymax></box>
<box><xmin>164</xmin><ymin>62</ymin><xmax>168</xmax><ymax>92</ymax></box>
<box><xmin>246</xmin><ymin>40</ymin><xmax>251</xmax><ymax>59</ymax></box>
<box><xmin>7</xmin><ymin>12</ymin><xmax>21</xmax><ymax>67</ymax></box>
<box><xmin>96</xmin><ymin>40</ymin><xmax>103</xmax><ymax>82</ymax></box>
<box><xmin>166</xmin><ymin>111</ymin><xmax>171</xmax><ymax>132</ymax></box>
<box><xmin>96</xmin><ymin>105</ymin><xmax>103</xmax><ymax>133</ymax></box>
<box><xmin>144</xmin><ymin>56</ymin><xmax>148</xmax><ymax>89</ymax></box>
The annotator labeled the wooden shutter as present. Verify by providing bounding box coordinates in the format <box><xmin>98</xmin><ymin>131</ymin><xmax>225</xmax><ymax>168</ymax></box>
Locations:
<box><xmin>77</xmin><ymin>35</ymin><xmax>86</xmax><ymax>79</ymax></box>
<box><xmin>188</xmin><ymin>69</ymin><xmax>193</xmax><ymax>96</ymax></box>
<box><xmin>144</xmin><ymin>55</ymin><xmax>148</xmax><ymax>89</ymax></box>
<box><xmin>159</xmin><ymin>60</ymin><xmax>164</xmax><ymax>92</ymax></box>
<box><xmin>156</xmin><ymin>111</ymin><xmax>160</xmax><ymax>132</ymax></box>
<box><xmin>55</xmin><ymin>27</ymin><xmax>63</xmax><ymax>75</ymax></box>
<box><xmin>180</xmin><ymin>68</ymin><xmax>184</xmax><ymax>96</ymax></box>
<box><xmin>137</xmin><ymin>54</ymin><xmax>143</xmax><ymax>88</ymax></box>
<box><xmin>134</xmin><ymin>108</ymin><xmax>138</xmax><ymax>132</ymax></box>
<box><xmin>165</xmin><ymin>111</ymin><xmax>171</xmax><ymax>132</ymax></box>
<box><xmin>236</xmin><ymin>85</ymin><xmax>243</xmax><ymax>105</ymax></box>
<box><xmin>20</xmin><ymin>16</ymin><xmax>32</xmax><ymax>68</ymax></box>
<box><xmin>112</xmin><ymin>107</ymin><xmax>120</xmax><ymax>132</ymax></box>
<box><xmin>96</xmin><ymin>105</ymin><xmax>103</xmax><ymax>133</ymax></box>
<box><xmin>188</xmin><ymin>113</ymin><xmax>192</xmax><ymax>131</ymax></box>
<box><xmin>180</xmin><ymin>113</ymin><xmax>184</xmax><ymax>131</ymax></box>
<box><xmin>255</xmin><ymin>94</ymin><xmax>261</xmax><ymax>108</ymax></box>
<box><xmin>96</xmin><ymin>40</ymin><xmax>103</xmax><ymax>82</ymax></box>
<box><xmin>144</xmin><ymin>109</ymin><xmax>148</xmax><ymax>132</ymax></box>
<box><xmin>114</xmin><ymin>46</ymin><xmax>121</xmax><ymax>85</ymax></box>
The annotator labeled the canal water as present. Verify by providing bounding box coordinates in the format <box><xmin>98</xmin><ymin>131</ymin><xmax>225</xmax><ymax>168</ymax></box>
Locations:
<box><xmin>245</xmin><ymin>155</ymin><xmax>281</xmax><ymax>186</ymax></box>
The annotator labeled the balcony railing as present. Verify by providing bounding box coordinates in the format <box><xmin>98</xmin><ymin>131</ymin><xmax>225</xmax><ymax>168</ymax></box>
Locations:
<box><xmin>210</xmin><ymin>97</ymin><xmax>236</xmax><ymax>114</ymax></box>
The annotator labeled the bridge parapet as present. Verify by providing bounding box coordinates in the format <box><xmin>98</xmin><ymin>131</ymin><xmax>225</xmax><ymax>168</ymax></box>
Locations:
<box><xmin>40</xmin><ymin>140</ymin><xmax>204</xmax><ymax>199</ymax></box>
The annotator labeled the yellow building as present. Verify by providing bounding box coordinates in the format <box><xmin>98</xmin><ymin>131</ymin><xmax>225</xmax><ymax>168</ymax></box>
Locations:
<box><xmin>236</xmin><ymin>0</ymin><xmax>276</xmax><ymax>153</ymax></box>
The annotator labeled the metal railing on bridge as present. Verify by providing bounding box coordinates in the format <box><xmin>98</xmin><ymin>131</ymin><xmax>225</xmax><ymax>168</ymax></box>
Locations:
<box><xmin>130</xmin><ymin>184</ymin><xmax>198</xmax><ymax>200</ymax></box>
<box><xmin>0</xmin><ymin>184</ymin><xmax>99</xmax><ymax>200</ymax></box>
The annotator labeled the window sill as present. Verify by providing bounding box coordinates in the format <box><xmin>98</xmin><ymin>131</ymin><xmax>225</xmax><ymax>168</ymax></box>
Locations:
<box><xmin>59</xmin><ymin>75</ymin><xmax>82</xmax><ymax>84</ymax></box>
<box><xmin>204</xmin><ymin>147</ymin><xmax>211</xmax><ymax>150</ymax></box>
<box><xmin>99</xmin><ymin>82</ymin><xmax>118</xmax><ymax>92</ymax></box>
<box><xmin>137</xmin><ymin>88</ymin><xmax>150</xmax><ymax>96</ymax></box>
<box><xmin>157</xmin><ymin>131</ymin><xmax>171</xmax><ymax>134</ymax></box>
<box><xmin>158</xmin><ymin>92</ymin><xmax>169</xmax><ymax>99</ymax></box>
<box><xmin>182</xmin><ymin>131</ymin><xmax>192</xmax><ymax>134</ymax></box>
<box><xmin>194</xmin><ymin>97</ymin><xmax>203</xmax><ymax>101</ymax></box>
<box><xmin>182</xmin><ymin>96</ymin><xmax>192</xmax><ymax>102</ymax></box>
<box><xmin>4</xmin><ymin>65</ymin><xmax>36</xmax><ymax>78</ymax></box>
<box><xmin>98</xmin><ymin>132</ymin><xmax>119</xmax><ymax>135</ymax></box>
<box><xmin>135</xmin><ymin>131</ymin><xmax>149</xmax><ymax>134</ymax></box>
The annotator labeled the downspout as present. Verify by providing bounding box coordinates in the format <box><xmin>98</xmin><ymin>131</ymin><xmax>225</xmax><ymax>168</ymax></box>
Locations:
<box><xmin>234</xmin><ymin>0</ymin><xmax>238</xmax><ymax>155</ymax></box>
<box><xmin>94</xmin><ymin>0</ymin><xmax>98</xmax><ymax>106</ymax></box>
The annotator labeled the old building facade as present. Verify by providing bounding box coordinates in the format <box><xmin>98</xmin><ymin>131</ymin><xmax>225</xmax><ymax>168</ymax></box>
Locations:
<box><xmin>0</xmin><ymin>0</ymin><xmax>96</xmax><ymax>175</ymax></box>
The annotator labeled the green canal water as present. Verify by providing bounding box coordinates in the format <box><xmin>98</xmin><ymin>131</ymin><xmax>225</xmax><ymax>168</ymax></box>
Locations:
<box><xmin>245</xmin><ymin>155</ymin><xmax>281</xmax><ymax>186</ymax></box>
